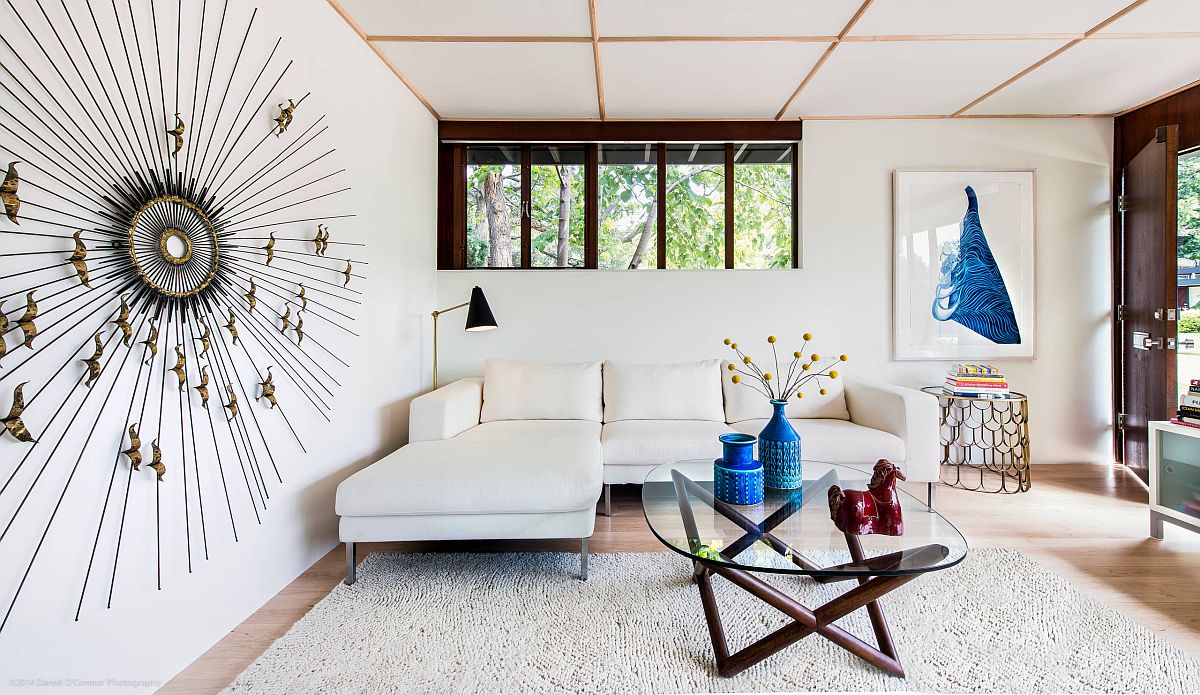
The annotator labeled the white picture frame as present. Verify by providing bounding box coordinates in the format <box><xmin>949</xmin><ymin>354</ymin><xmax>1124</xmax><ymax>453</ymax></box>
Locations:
<box><xmin>893</xmin><ymin>170</ymin><xmax>1036</xmax><ymax>361</ymax></box>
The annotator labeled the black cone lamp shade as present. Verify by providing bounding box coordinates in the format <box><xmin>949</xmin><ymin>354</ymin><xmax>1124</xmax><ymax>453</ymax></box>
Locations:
<box><xmin>464</xmin><ymin>286</ymin><xmax>497</xmax><ymax>331</ymax></box>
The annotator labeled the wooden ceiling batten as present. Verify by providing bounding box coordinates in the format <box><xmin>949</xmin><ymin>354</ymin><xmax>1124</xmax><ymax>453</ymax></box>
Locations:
<box><xmin>363</xmin><ymin>32</ymin><xmax>1200</xmax><ymax>44</ymax></box>
<box><xmin>324</xmin><ymin>0</ymin><xmax>440</xmax><ymax>119</ymax></box>
<box><xmin>601</xmin><ymin>35</ymin><xmax>838</xmax><ymax>43</ymax></box>
<box><xmin>952</xmin><ymin>0</ymin><xmax>1154</xmax><ymax>116</ymax></box>
<box><xmin>367</xmin><ymin>35</ymin><xmax>592</xmax><ymax>43</ymax></box>
<box><xmin>801</xmin><ymin>113</ymin><xmax>1112</xmax><ymax>121</ymax></box>
<box><xmin>587</xmin><ymin>0</ymin><xmax>607</xmax><ymax>120</ymax></box>
<box><xmin>773</xmin><ymin>0</ymin><xmax>877</xmax><ymax>121</ymax></box>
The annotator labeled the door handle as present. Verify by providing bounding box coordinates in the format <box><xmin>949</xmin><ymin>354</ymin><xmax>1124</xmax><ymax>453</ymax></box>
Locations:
<box><xmin>1143</xmin><ymin>336</ymin><xmax>1164</xmax><ymax>349</ymax></box>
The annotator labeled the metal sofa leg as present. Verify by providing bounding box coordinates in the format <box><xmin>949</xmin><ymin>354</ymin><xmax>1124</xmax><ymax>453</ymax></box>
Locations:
<box><xmin>604</xmin><ymin>484</ymin><xmax>612</xmax><ymax>517</ymax></box>
<box><xmin>344</xmin><ymin>542</ymin><xmax>357</xmax><ymax>585</ymax></box>
<box><xmin>927</xmin><ymin>482</ymin><xmax>937</xmax><ymax>511</ymax></box>
<box><xmin>580</xmin><ymin>538</ymin><xmax>589</xmax><ymax>581</ymax></box>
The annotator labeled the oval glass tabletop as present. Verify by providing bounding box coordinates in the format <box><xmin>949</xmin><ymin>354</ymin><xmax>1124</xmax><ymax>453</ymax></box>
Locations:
<box><xmin>642</xmin><ymin>460</ymin><xmax>968</xmax><ymax>578</ymax></box>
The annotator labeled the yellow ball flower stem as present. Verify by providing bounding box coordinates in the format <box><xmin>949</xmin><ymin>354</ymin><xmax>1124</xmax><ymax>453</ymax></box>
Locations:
<box><xmin>770</xmin><ymin>341</ymin><xmax>782</xmax><ymax>400</ymax></box>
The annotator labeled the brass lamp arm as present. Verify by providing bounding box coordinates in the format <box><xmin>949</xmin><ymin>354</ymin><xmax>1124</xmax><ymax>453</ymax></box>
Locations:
<box><xmin>430</xmin><ymin>301</ymin><xmax>469</xmax><ymax>319</ymax></box>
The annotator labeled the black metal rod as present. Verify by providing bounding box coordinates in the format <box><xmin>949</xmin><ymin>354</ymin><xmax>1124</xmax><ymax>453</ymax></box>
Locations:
<box><xmin>0</xmin><ymin>300</ymin><xmax>152</xmax><ymax>635</ymax></box>
<box><xmin>73</xmin><ymin>301</ymin><xmax>155</xmax><ymax>621</ymax></box>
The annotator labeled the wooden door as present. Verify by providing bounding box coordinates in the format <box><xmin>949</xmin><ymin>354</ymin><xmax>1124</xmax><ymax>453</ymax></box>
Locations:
<box><xmin>1119</xmin><ymin>125</ymin><xmax>1179</xmax><ymax>481</ymax></box>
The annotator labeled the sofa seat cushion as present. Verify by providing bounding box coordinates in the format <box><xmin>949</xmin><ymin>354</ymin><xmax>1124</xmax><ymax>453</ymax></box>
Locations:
<box><xmin>602</xmin><ymin>420</ymin><xmax>733</xmax><ymax>467</ymax></box>
<box><xmin>336</xmin><ymin>420</ymin><xmax>602</xmax><ymax>517</ymax></box>
<box><xmin>729</xmin><ymin>418</ymin><xmax>905</xmax><ymax>464</ymax></box>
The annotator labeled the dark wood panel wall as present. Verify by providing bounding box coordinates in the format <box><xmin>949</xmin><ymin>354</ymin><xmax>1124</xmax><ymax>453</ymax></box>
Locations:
<box><xmin>1116</xmin><ymin>85</ymin><xmax>1200</xmax><ymax>169</ymax></box>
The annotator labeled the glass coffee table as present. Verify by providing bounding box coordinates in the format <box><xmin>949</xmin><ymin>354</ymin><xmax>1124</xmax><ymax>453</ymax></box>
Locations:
<box><xmin>643</xmin><ymin>459</ymin><xmax>968</xmax><ymax>678</ymax></box>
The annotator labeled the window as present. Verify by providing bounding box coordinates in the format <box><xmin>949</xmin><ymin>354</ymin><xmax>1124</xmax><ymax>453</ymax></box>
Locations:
<box><xmin>440</xmin><ymin>122</ymin><xmax>800</xmax><ymax>270</ymax></box>
<box><xmin>734</xmin><ymin>143</ymin><xmax>794</xmax><ymax>270</ymax></box>
<box><xmin>466</xmin><ymin>147</ymin><xmax>520</xmax><ymax>268</ymax></box>
<box><xmin>531</xmin><ymin>147</ymin><xmax>585</xmax><ymax>268</ymax></box>
<box><xmin>665</xmin><ymin>144</ymin><xmax>726</xmax><ymax>269</ymax></box>
<box><xmin>598</xmin><ymin>144</ymin><xmax>657</xmax><ymax>269</ymax></box>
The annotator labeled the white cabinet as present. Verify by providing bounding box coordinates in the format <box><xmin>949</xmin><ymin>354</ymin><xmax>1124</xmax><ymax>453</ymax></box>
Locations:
<box><xmin>1149</xmin><ymin>421</ymin><xmax>1200</xmax><ymax>538</ymax></box>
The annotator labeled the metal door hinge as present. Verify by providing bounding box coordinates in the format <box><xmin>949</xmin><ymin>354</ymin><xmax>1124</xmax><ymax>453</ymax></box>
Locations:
<box><xmin>1117</xmin><ymin>304</ymin><xmax>1125</xmax><ymax>321</ymax></box>
<box><xmin>1118</xmin><ymin>195</ymin><xmax>1129</xmax><ymax>213</ymax></box>
<box><xmin>1117</xmin><ymin>413</ymin><xmax>1126</xmax><ymax>429</ymax></box>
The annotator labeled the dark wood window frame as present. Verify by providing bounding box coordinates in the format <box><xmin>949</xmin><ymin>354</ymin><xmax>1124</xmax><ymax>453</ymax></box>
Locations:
<box><xmin>438</xmin><ymin>121</ymin><xmax>802</xmax><ymax>270</ymax></box>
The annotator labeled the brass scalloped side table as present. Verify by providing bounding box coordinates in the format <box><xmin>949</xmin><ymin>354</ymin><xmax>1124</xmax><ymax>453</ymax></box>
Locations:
<box><xmin>921</xmin><ymin>387</ymin><xmax>1031</xmax><ymax>494</ymax></box>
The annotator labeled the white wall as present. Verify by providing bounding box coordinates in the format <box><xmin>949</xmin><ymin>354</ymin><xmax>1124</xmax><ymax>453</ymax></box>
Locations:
<box><xmin>0</xmin><ymin>0</ymin><xmax>436</xmax><ymax>691</ymax></box>
<box><xmin>437</xmin><ymin>118</ymin><xmax>1114</xmax><ymax>465</ymax></box>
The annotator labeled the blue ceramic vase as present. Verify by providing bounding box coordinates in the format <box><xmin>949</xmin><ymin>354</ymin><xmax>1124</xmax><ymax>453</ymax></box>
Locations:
<box><xmin>713</xmin><ymin>433</ymin><xmax>764</xmax><ymax>506</ymax></box>
<box><xmin>759</xmin><ymin>400</ymin><xmax>802</xmax><ymax>489</ymax></box>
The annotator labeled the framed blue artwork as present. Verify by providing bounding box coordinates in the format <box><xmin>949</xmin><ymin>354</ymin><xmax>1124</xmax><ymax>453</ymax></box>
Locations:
<box><xmin>893</xmin><ymin>170</ymin><xmax>1036</xmax><ymax>360</ymax></box>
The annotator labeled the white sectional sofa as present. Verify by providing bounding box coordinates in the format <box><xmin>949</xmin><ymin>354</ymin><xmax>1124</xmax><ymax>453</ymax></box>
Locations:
<box><xmin>335</xmin><ymin>359</ymin><xmax>938</xmax><ymax>584</ymax></box>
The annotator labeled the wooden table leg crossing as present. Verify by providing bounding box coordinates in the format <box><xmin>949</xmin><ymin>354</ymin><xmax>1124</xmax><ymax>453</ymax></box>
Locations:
<box><xmin>692</xmin><ymin>535</ymin><xmax>918</xmax><ymax>678</ymax></box>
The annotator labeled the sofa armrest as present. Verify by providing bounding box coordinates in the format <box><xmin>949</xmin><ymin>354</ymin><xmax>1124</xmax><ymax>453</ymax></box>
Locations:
<box><xmin>843</xmin><ymin>378</ymin><xmax>939</xmax><ymax>480</ymax></box>
<box><xmin>409</xmin><ymin>378</ymin><xmax>483</xmax><ymax>442</ymax></box>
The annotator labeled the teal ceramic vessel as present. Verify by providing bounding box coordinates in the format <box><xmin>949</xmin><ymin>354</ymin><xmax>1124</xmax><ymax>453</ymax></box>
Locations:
<box><xmin>714</xmin><ymin>434</ymin><xmax>764</xmax><ymax>505</ymax></box>
<box><xmin>759</xmin><ymin>400</ymin><xmax>802</xmax><ymax>489</ymax></box>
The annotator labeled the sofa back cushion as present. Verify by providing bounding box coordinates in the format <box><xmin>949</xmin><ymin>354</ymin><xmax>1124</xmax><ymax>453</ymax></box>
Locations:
<box><xmin>721</xmin><ymin>360</ymin><xmax>850</xmax><ymax>422</ymax></box>
<box><xmin>481</xmin><ymin>359</ymin><xmax>603</xmax><ymax>422</ymax></box>
<box><xmin>603</xmin><ymin>360</ymin><xmax>725</xmax><ymax>422</ymax></box>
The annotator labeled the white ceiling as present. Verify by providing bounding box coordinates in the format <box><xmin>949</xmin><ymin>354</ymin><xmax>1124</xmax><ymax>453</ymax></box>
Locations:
<box><xmin>333</xmin><ymin>0</ymin><xmax>1200</xmax><ymax>120</ymax></box>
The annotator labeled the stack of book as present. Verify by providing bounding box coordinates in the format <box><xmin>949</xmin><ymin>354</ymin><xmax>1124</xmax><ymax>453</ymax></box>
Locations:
<box><xmin>1184</xmin><ymin>485</ymin><xmax>1200</xmax><ymax>520</ymax></box>
<box><xmin>944</xmin><ymin>364</ymin><xmax>1010</xmax><ymax>398</ymax></box>
<box><xmin>1174</xmin><ymin>380</ymin><xmax>1200</xmax><ymax>427</ymax></box>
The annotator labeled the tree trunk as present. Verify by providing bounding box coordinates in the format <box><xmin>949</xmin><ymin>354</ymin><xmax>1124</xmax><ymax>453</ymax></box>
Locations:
<box><xmin>482</xmin><ymin>170</ymin><xmax>513</xmax><ymax>267</ymax></box>
<box><xmin>628</xmin><ymin>196</ymin><xmax>657</xmax><ymax>269</ymax></box>
<box><xmin>556</xmin><ymin>166</ymin><xmax>572</xmax><ymax>267</ymax></box>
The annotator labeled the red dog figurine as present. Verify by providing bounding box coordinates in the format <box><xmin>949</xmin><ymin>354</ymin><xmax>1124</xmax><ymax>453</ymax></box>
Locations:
<box><xmin>828</xmin><ymin>459</ymin><xmax>906</xmax><ymax>536</ymax></box>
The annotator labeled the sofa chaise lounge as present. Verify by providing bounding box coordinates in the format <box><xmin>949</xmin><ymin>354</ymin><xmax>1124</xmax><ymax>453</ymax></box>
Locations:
<box><xmin>335</xmin><ymin>359</ymin><xmax>938</xmax><ymax>584</ymax></box>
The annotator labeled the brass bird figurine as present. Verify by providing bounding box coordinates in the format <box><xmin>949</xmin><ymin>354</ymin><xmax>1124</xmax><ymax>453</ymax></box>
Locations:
<box><xmin>280</xmin><ymin>304</ymin><xmax>292</xmax><ymax>334</ymax></box>
<box><xmin>17</xmin><ymin>291</ymin><xmax>37</xmax><ymax>350</ymax></box>
<box><xmin>263</xmin><ymin>232</ymin><xmax>276</xmax><ymax>266</ymax></box>
<box><xmin>148</xmin><ymin>439</ymin><xmax>165</xmax><ymax>481</ymax></box>
<box><xmin>294</xmin><ymin>314</ymin><xmax>304</xmax><ymax>346</ymax></box>
<box><xmin>0</xmin><ymin>299</ymin><xmax>7</xmax><ymax>366</ymax></box>
<box><xmin>273</xmin><ymin>99</ymin><xmax>295</xmax><ymax>136</ymax></box>
<box><xmin>244</xmin><ymin>277</ymin><xmax>257</xmax><ymax>312</ymax></box>
<box><xmin>313</xmin><ymin>225</ymin><xmax>329</xmax><ymax>256</ymax></box>
<box><xmin>81</xmin><ymin>331</ymin><xmax>104</xmax><ymax>389</ymax></box>
<box><xmin>297</xmin><ymin>285</ymin><xmax>307</xmax><ymax>312</ymax></box>
<box><xmin>224</xmin><ymin>310</ymin><xmax>239</xmax><ymax>346</ymax></box>
<box><xmin>111</xmin><ymin>294</ymin><xmax>133</xmax><ymax>346</ymax></box>
<box><xmin>170</xmin><ymin>345</ymin><xmax>187</xmax><ymax>392</ymax></box>
<box><xmin>122</xmin><ymin>423</ymin><xmax>142</xmax><ymax>470</ymax></box>
<box><xmin>195</xmin><ymin>317</ymin><xmax>211</xmax><ymax>358</ymax></box>
<box><xmin>67</xmin><ymin>231</ymin><xmax>91</xmax><ymax>287</ymax></box>
<box><xmin>194</xmin><ymin>365</ymin><xmax>210</xmax><ymax>410</ymax></box>
<box><xmin>140</xmin><ymin>318</ymin><xmax>159</xmax><ymax>365</ymax></box>
<box><xmin>2</xmin><ymin>382</ymin><xmax>36</xmax><ymax>443</ymax></box>
<box><xmin>343</xmin><ymin>260</ymin><xmax>352</xmax><ymax>288</ymax></box>
<box><xmin>257</xmin><ymin>368</ymin><xmax>277</xmax><ymax>409</ymax></box>
<box><xmin>1</xmin><ymin>161</ymin><xmax>21</xmax><ymax>224</ymax></box>
<box><xmin>223</xmin><ymin>384</ymin><xmax>238</xmax><ymax>422</ymax></box>
<box><xmin>167</xmin><ymin>113</ymin><xmax>185</xmax><ymax>158</ymax></box>
<box><xmin>312</xmin><ymin>225</ymin><xmax>323</xmax><ymax>255</ymax></box>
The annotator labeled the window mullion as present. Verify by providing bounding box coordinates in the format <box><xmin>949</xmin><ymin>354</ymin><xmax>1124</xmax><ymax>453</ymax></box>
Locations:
<box><xmin>656</xmin><ymin>142</ymin><xmax>667</xmax><ymax>270</ymax></box>
<box><xmin>585</xmin><ymin>143</ymin><xmax>599</xmax><ymax>269</ymax></box>
<box><xmin>725</xmin><ymin>143</ymin><xmax>735</xmax><ymax>269</ymax></box>
<box><xmin>521</xmin><ymin>145</ymin><xmax>531</xmax><ymax>269</ymax></box>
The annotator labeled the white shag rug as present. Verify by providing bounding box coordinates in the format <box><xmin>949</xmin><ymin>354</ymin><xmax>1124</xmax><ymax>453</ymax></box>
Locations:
<box><xmin>224</xmin><ymin>549</ymin><xmax>1200</xmax><ymax>694</ymax></box>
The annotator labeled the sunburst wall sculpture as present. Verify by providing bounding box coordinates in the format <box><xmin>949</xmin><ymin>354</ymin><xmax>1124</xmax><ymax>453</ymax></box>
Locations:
<box><xmin>0</xmin><ymin>0</ymin><xmax>363</xmax><ymax>633</ymax></box>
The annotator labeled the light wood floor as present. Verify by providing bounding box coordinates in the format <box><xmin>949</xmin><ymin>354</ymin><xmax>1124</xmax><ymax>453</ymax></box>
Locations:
<box><xmin>161</xmin><ymin>464</ymin><xmax>1200</xmax><ymax>694</ymax></box>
